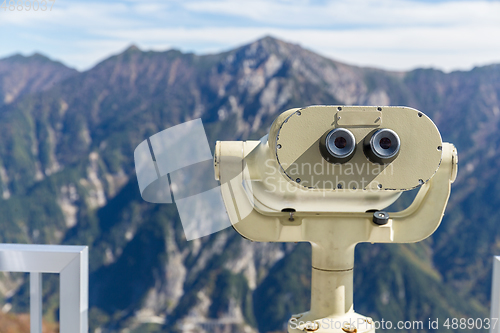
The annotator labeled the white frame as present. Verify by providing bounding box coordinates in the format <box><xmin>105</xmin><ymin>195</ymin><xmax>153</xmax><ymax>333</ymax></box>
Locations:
<box><xmin>0</xmin><ymin>244</ymin><xmax>88</xmax><ymax>333</ymax></box>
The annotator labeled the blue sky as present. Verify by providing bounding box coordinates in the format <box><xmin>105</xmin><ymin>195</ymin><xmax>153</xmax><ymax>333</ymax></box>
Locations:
<box><xmin>1</xmin><ymin>0</ymin><xmax>500</xmax><ymax>72</ymax></box>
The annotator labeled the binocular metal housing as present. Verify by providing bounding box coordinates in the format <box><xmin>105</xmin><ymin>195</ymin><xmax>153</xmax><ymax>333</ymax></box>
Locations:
<box><xmin>215</xmin><ymin>105</ymin><xmax>458</xmax><ymax>333</ymax></box>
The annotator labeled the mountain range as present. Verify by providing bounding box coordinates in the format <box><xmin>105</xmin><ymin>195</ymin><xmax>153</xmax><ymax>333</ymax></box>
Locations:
<box><xmin>0</xmin><ymin>36</ymin><xmax>499</xmax><ymax>332</ymax></box>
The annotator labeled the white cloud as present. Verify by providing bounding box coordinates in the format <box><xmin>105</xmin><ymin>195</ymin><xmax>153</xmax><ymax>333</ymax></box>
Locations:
<box><xmin>184</xmin><ymin>0</ymin><xmax>500</xmax><ymax>28</ymax></box>
<box><xmin>0</xmin><ymin>0</ymin><xmax>499</xmax><ymax>71</ymax></box>
<box><xmin>94</xmin><ymin>25</ymin><xmax>500</xmax><ymax>71</ymax></box>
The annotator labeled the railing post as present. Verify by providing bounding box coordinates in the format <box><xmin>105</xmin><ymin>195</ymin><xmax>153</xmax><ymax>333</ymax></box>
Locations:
<box><xmin>491</xmin><ymin>256</ymin><xmax>500</xmax><ymax>333</ymax></box>
<box><xmin>60</xmin><ymin>247</ymin><xmax>89</xmax><ymax>333</ymax></box>
<box><xmin>30</xmin><ymin>272</ymin><xmax>42</xmax><ymax>333</ymax></box>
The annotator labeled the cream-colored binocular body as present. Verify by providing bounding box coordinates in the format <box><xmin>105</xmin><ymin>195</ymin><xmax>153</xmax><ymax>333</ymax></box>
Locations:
<box><xmin>215</xmin><ymin>106</ymin><xmax>457</xmax><ymax>333</ymax></box>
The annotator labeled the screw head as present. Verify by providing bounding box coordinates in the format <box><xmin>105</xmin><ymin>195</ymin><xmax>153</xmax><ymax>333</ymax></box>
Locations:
<box><xmin>373</xmin><ymin>210</ymin><xmax>390</xmax><ymax>225</ymax></box>
<box><xmin>342</xmin><ymin>322</ymin><xmax>357</xmax><ymax>333</ymax></box>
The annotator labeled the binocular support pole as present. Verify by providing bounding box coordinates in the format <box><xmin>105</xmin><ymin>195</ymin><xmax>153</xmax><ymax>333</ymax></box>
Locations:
<box><xmin>310</xmin><ymin>263</ymin><xmax>354</xmax><ymax>319</ymax></box>
<box><xmin>288</xmin><ymin>219</ymin><xmax>372</xmax><ymax>333</ymax></box>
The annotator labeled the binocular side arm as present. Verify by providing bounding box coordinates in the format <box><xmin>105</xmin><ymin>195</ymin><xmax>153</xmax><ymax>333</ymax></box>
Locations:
<box><xmin>368</xmin><ymin>142</ymin><xmax>457</xmax><ymax>244</ymax></box>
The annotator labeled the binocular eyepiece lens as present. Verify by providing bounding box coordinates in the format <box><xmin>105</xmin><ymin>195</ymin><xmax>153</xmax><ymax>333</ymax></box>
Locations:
<box><xmin>320</xmin><ymin>128</ymin><xmax>356</xmax><ymax>163</ymax></box>
<box><xmin>379</xmin><ymin>137</ymin><xmax>392</xmax><ymax>149</ymax></box>
<box><xmin>364</xmin><ymin>128</ymin><xmax>400</xmax><ymax>164</ymax></box>
<box><xmin>334</xmin><ymin>136</ymin><xmax>347</xmax><ymax>149</ymax></box>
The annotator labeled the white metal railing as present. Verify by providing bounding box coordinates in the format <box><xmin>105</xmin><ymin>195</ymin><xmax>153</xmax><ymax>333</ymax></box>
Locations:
<box><xmin>491</xmin><ymin>256</ymin><xmax>500</xmax><ymax>333</ymax></box>
<box><xmin>0</xmin><ymin>244</ymin><xmax>88</xmax><ymax>333</ymax></box>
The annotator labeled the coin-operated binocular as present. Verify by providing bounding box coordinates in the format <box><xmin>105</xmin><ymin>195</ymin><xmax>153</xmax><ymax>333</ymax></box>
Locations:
<box><xmin>214</xmin><ymin>106</ymin><xmax>458</xmax><ymax>333</ymax></box>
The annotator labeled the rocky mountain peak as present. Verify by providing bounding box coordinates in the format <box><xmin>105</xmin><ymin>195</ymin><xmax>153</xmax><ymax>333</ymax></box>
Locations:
<box><xmin>124</xmin><ymin>44</ymin><xmax>141</xmax><ymax>53</ymax></box>
<box><xmin>0</xmin><ymin>53</ymin><xmax>77</xmax><ymax>106</ymax></box>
